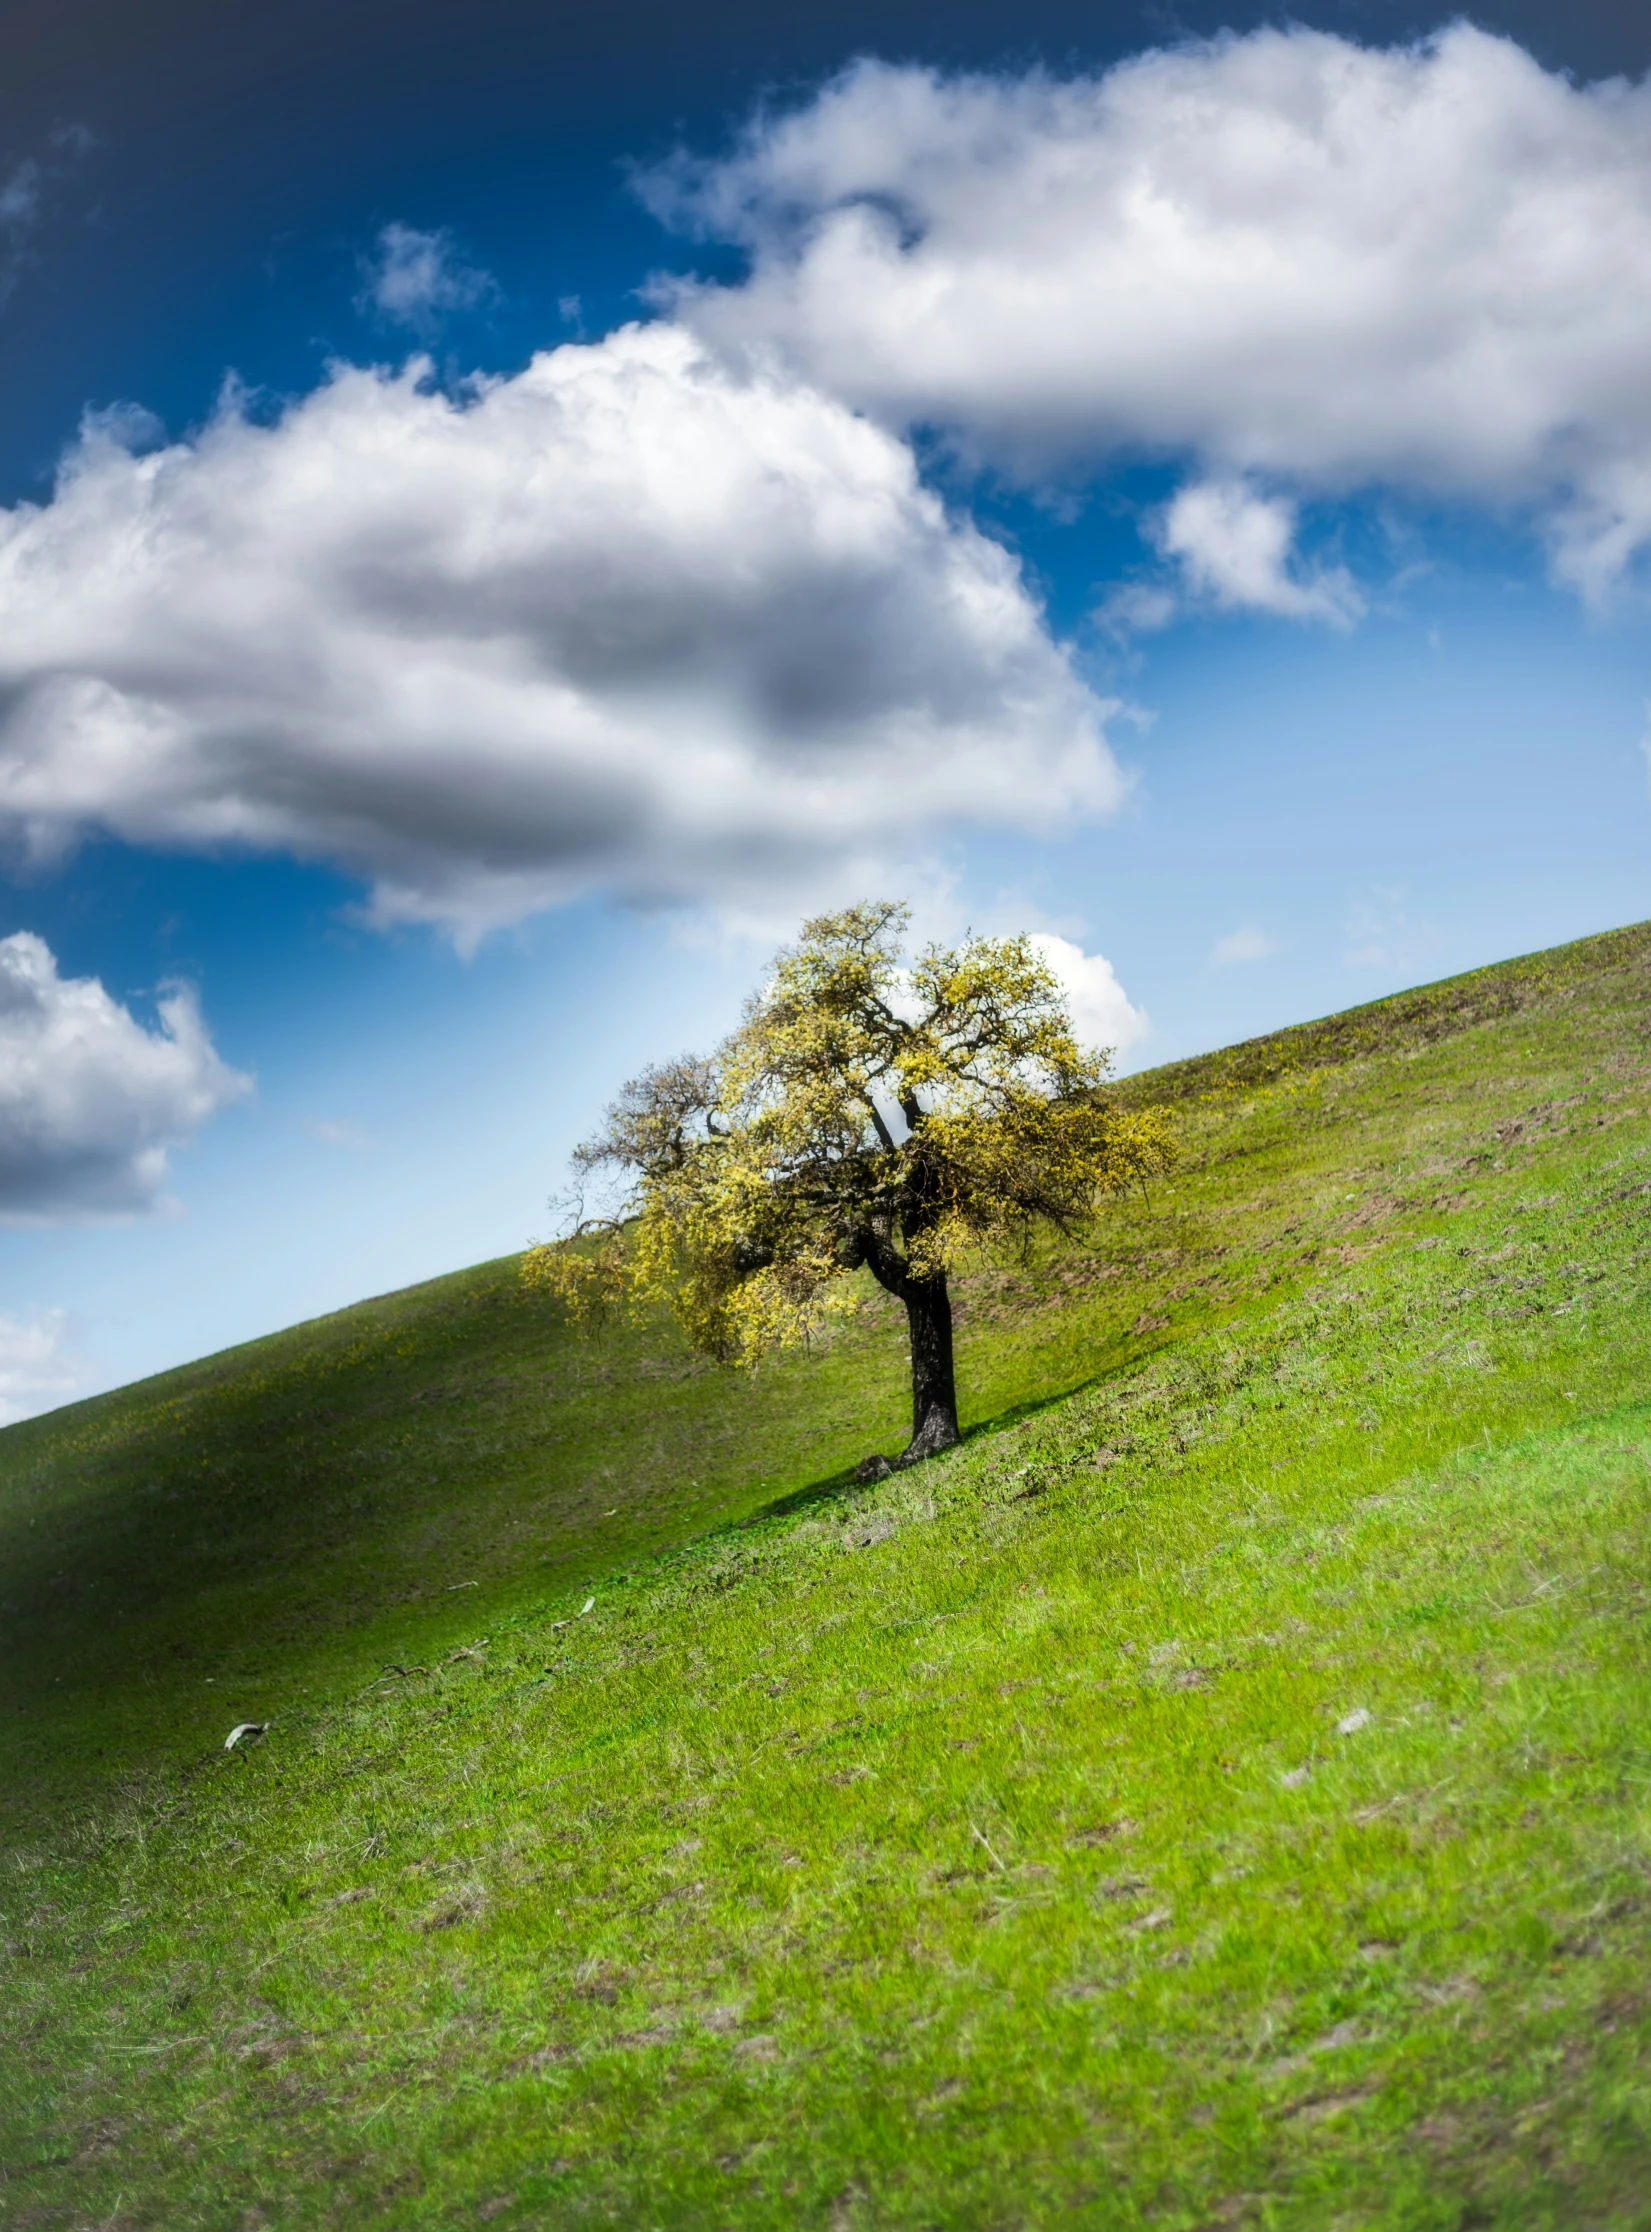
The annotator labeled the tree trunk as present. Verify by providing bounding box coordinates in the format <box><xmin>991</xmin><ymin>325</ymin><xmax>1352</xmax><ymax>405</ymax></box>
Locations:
<box><xmin>901</xmin><ymin>1270</ymin><xmax>960</xmax><ymax>1462</ymax></box>
<box><xmin>848</xmin><ymin>1216</ymin><xmax>961</xmax><ymax>1472</ymax></box>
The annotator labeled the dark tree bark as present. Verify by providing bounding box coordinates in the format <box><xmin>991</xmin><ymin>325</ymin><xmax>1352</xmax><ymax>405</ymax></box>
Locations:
<box><xmin>852</xmin><ymin>1220</ymin><xmax>961</xmax><ymax>1466</ymax></box>
<box><xmin>901</xmin><ymin>1269</ymin><xmax>960</xmax><ymax>1461</ymax></box>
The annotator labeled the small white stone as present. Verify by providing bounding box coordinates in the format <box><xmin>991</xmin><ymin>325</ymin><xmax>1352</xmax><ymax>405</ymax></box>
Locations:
<box><xmin>1336</xmin><ymin>1708</ymin><xmax>1372</xmax><ymax>1736</ymax></box>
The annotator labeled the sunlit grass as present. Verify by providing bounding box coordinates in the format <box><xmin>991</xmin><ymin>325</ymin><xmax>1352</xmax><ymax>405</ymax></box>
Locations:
<box><xmin>3</xmin><ymin>920</ymin><xmax>1651</xmax><ymax>2227</ymax></box>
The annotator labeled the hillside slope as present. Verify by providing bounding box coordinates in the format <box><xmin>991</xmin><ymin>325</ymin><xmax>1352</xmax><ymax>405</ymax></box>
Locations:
<box><xmin>4</xmin><ymin>919</ymin><xmax>1651</xmax><ymax>2229</ymax></box>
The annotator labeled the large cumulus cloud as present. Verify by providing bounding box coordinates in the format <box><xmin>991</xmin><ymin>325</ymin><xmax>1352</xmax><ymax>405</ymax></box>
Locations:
<box><xmin>0</xmin><ymin>932</ymin><xmax>249</xmax><ymax>1220</ymax></box>
<box><xmin>0</xmin><ymin>323</ymin><xmax>1122</xmax><ymax>941</ymax></box>
<box><xmin>658</xmin><ymin>26</ymin><xmax>1651</xmax><ymax>599</ymax></box>
<box><xmin>1028</xmin><ymin>932</ymin><xmax>1149</xmax><ymax>1058</ymax></box>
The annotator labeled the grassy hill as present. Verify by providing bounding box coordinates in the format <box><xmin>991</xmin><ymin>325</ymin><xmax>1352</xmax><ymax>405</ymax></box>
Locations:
<box><xmin>4</xmin><ymin>920</ymin><xmax>1651</xmax><ymax>2229</ymax></box>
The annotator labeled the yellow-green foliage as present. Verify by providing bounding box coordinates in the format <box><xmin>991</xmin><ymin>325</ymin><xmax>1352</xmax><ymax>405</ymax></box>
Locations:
<box><xmin>523</xmin><ymin>900</ymin><xmax>1177</xmax><ymax>1364</ymax></box>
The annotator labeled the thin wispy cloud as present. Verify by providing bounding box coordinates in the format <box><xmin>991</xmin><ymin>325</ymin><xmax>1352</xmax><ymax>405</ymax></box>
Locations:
<box><xmin>360</xmin><ymin>222</ymin><xmax>497</xmax><ymax>333</ymax></box>
<box><xmin>1211</xmin><ymin>923</ymin><xmax>1281</xmax><ymax>967</ymax></box>
<box><xmin>0</xmin><ymin>161</ymin><xmax>40</xmax><ymax>231</ymax></box>
<box><xmin>0</xmin><ymin>1305</ymin><xmax>83</xmax><ymax>1424</ymax></box>
<box><xmin>1344</xmin><ymin>890</ymin><xmax>1439</xmax><ymax>975</ymax></box>
<box><xmin>1093</xmin><ymin>580</ymin><xmax>1178</xmax><ymax>638</ymax></box>
<box><xmin>0</xmin><ymin>123</ymin><xmax>94</xmax><ymax>311</ymax></box>
<box><xmin>306</xmin><ymin>1118</ymin><xmax>378</xmax><ymax>1151</ymax></box>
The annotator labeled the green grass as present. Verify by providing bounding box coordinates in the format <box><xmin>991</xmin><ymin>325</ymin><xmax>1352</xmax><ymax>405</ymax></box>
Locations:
<box><xmin>5</xmin><ymin>920</ymin><xmax>1651</xmax><ymax>2228</ymax></box>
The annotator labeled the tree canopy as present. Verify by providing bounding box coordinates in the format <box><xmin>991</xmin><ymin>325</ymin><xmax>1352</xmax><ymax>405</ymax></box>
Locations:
<box><xmin>524</xmin><ymin>900</ymin><xmax>1177</xmax><ymax>1465</ymax></box>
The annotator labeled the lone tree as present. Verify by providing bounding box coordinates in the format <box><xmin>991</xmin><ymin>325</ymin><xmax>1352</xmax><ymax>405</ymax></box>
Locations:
<box><xmin>524</xmin><ymin>901</ymin><xmax>1176</xmax><ymax>1469</ymax></box>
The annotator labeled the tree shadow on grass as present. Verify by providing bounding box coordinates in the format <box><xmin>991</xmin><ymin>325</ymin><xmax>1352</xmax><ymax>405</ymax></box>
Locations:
<box><xmin>732</xmin><ymin>1367</ymin><xmax>1134</xmax><ymax>1530</ymax></box>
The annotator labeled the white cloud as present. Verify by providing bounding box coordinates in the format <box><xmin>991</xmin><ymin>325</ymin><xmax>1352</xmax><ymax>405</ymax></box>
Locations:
<box><xmin>0</xmin><ymin>325</ymin><xmax>1122</xmax><ymax>943</ymax></box>
<box><xmin>659</xmin><ymin>27</ymin><xmax>1651</xmax><ymax>597</ymax></box>
<box><xmin>0</xmin><ymin>933</ymin><xmax>250</xmax><ymax>1221</ymax></box>
<box><xmin>1160</xmin><ymin>480</ymin><xmax>1360</xmax><ymax>624</ymax></box>
<box><xmin>1210</xmin><ymin>922</ymin><xmax>1281</xmax><ymax>966</ymax></box>
<box><xmin>361</xmin><ymin>222</ymin><xmax>496</xmax><ymax>331</ymax></box>
<box><xmin>0</xmin><ymin>1306</ymin><xmax>83</xmax><ymax>1424</ymax></box>
<box><xmin>1028</xmin><ymin>931</ymin><xmax>1149</xmax><ymax>1056</ymax></box>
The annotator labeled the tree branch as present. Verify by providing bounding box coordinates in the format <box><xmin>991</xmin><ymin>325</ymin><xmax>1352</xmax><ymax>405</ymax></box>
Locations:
<box><xmin>862</xmin><ymin>1095</ymin><xmax>897</xmax><ymax>1152</ymax></box>
<box><xmin>857</xmin><ymin>1223</ymin><xmax>912</xmax><ymax>1300</ymax></box>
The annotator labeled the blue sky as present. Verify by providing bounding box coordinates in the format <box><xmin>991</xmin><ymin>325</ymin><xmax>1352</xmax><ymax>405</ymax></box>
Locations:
<box><xmin>0</xmin><ymin>0</ymin><xmax>1646</xmax><ymax>1417</ymax></box>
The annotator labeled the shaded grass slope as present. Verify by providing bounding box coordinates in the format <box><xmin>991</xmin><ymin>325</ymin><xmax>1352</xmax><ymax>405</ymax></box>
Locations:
<box><xmin>4</xmin><ymin>919</ymin><xmax>1651</xmax><ymax>2229</ymax></box>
